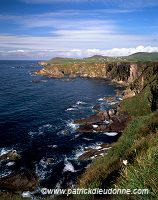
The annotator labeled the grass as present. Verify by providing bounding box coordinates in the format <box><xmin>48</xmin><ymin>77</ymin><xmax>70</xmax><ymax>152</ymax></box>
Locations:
<box><xmin>120</xmin><ymin>87</ymin><xmax>152</xmax><ymax>117</ymax></box>
<box><xmin>47</xmin><ymin>52</ymin><xmax>158</xmax><ymax>65</ymax></box>
<box><xmin>77</xmin><ymin>111</ymin><xmax>158</xmax><ymax>199</ymax></box>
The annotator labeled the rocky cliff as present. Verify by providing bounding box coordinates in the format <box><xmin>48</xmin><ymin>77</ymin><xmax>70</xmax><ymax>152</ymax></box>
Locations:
<box><xmin>36</xmin><ymin>62</ymin><xmax>141</xmax><ymax>85</ymax></box>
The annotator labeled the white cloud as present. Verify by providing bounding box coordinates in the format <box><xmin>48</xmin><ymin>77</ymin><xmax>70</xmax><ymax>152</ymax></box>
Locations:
<box><xmin>0</xmin><ymin>46</ymin><xmax>158</xmax><ymax>60</ymax></box>
<box><xmin>57</xmin><ymin>46</ymin><xmax>158</xmax><ymax>57</ymax></box>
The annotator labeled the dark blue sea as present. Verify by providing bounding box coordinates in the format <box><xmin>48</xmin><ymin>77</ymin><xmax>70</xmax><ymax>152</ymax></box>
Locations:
<box><xmin>0</xmin><ymin>60</ymin><xmax>123</xmax><ymax>191</ymax></box>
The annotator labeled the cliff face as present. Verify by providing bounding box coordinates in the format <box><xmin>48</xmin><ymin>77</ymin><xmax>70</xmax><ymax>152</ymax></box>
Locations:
<box><xmin>36</xmin><ymin>62</ymin><xmax>140</xmax><ymax>85</ymax></box>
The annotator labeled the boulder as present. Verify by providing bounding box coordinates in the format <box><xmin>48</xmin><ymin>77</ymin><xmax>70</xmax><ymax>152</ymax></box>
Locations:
<box><xmin>0</xmin><ymin>169</ymin><xmax>38</xmax><ymax>191</ymax></box>
<box><xmin>0</xmin><ymin>150</ymin><xmax>21</xmax><ymax>161</ymax></box>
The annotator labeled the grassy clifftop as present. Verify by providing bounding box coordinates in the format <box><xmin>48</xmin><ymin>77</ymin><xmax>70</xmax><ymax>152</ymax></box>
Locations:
<box><xmin>46</xmin><ymin>52</ymin><xmax>158</xmax><ymax>65</ymax></box>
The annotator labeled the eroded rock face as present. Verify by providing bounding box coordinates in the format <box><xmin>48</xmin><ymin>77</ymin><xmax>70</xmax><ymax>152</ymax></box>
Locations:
<box><xmin>0</xmin><ymin>169</ymin><xmax>38</xmax><ymax>191</ymax></box>
<box><xmin>0</xmin><ymin>150</ymin><xmax>21</xmax><ymax>161</ymax></box>
<box><xmin>35</xmin><ymin>62</ymin><xmax>140</xmax><ymax>86</ymax></box>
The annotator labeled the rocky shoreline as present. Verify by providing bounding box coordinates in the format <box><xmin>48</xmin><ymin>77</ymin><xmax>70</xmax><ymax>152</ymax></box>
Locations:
<box><xmin>0</xmin><ymin>78</ymin><xmax>130</xmax><ymax>200</ymax></box>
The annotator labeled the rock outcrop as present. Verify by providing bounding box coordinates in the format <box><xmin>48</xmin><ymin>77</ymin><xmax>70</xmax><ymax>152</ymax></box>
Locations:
<box><xmin>75</xmin><ymin>110</ymin><xmax>131</xmax><ymax>134</ymax></box>
<box><xmin>0</xmin><ymin>150</ymin><xmax>21</xmax><ymax>161</ymax></box>
<box><xmin>35</xmin><ymin>68</ymin><xmax>64</xmax><ymax>78</ymax></box>
<box><xmin>0</xmin><ymin>169</ymin><xmax>38</xmax><ymax>191</ymax></box>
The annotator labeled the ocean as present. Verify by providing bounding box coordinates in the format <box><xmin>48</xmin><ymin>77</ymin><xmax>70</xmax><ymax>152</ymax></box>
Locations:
<box><xmin>0</xmin><ymin>60</ymin><xmax>123</xmax><ymax>192</ymax></box>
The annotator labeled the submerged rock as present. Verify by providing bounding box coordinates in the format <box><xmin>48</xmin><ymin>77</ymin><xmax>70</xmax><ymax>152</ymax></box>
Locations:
<box><xmin>0</xmin><ymin>169</ymin><xmax>38</xmax><ymax>191</ymax></box>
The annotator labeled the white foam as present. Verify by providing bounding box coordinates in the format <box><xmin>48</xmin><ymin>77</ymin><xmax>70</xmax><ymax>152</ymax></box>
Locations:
<box><xmin>83</xmin><ymin>137</ymin><xmax>93</xmax><ymax>141</ymax></box>
<box><xmin>38</xmin><ymin>124</ymin><xmax>52</xmax><ymax>134</ymax></box>
<box><xmin>76</xmin><ymin>101</ymin><xmax>86</xmax><ymax>105</ymax></box>
<box><xmin>104</xmin><ymin>132</ymin><xmax>118</xmax><ymax>136</ymax></box>
<box><xmin>102</xmin><ymin>147</ymin><xmax>112</xmax><ymax>151</ymax></box>
<box><xmin>28</xmin><ymin>124</ymin><xmax>52</xmax><ymax>137</ymax></box>
<box><xmin>92</xmin><ymin>124</ymin><xmax>98</xmax><ymax>128</ymax></box>
<box><xmin>0</xmin><ymin>171</ymin><xmax>12</xmax><ymax>178</ymax></box>
<box><xmin>28</xmin><ymin>131</ymin><xmax>38</xmax><ymax>137</ymax></box>
<box><xmin>21</xmin><ymin>192</ymin><xmax>31</xmax><ymax>198</ymax></box>
<box><xmin>0</xmin><ymin>148</ymin><xmax>11</xmax><ymax>156</ymax></box>
<box><xmin>6</xmin><ymin>162</ymin><xmax>15</xmax><ymax>166</ymax></box>
<box><xmin>42</xmin><ymin>124</ymin><xmax>52</xmax><ymax>128</ymax></box>
<box><xmin>118</xmin><ymin>97</ymin><xmax>123</xmax><ymax>101</ymax></box>
<box><xmin>104</xmin><ymin>120</ymin><xmax>110</xmax><ymax>125</ymax></box>
<box><xmin>66</xmin><ymin>108</ymin><xmax>77</xmax><ymax>111</ymax></box>
<box><xmin>63</xmin><ymin>161</ymin><xmax>75</xmax><ymax>173</ymax></box>
<box><xmin>107</xmin><ymin>101</ymin><xmax>118</xmax><ymax>105</ymax></box>
<box><xmin>94</xmin><ymin>145</ymin><xmax>102</xmax><ymax>150</ymax></box>
<box><xmin>85</xmin><ymin>143</ymin><xmax>102</xmax><ymax>150</ymax></box>
<box><xmin>72</xmin><ymin>146</ymin><xmax>86</xmax><ymax>159</ymax></box>
<box><xmin>98</xmin><ymin>98</ymin><xmax>104</xmax><ymax>101</ymax></box>
<box><xmin>67</xmin><ymin>120</ymin><xmax>79</xmax><ymax>132</ymax></box>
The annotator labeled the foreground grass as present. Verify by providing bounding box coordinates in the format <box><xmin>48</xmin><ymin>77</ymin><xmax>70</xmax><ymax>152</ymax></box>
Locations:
<box><xmin>120</xmin><ymin>87</ymin><xmax>152</xmax><ymax>117</ymax></box>
<box><xmin>77</xmin><ymin>111</ymin><xmax>158</xmax><ymax>199</ymax></box>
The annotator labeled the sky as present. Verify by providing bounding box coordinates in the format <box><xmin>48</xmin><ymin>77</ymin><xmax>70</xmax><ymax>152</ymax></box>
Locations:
<box><xmin>0</xmin><ymin>0</ymin><xmax>158</xmax><ymax>59</ymax></box>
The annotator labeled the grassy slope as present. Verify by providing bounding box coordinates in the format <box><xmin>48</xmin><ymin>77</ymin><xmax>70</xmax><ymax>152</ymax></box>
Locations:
<box><xmin>78</xmin><ymin>111</ymin><xmax>158</xmax><ymax>200</ymax></box>
<box><xmin>47</xmin><ymin>52</ymin><xmax>158</xmax><ymax>65</ymax></box>
<box><xmin>77</xmin><ymin>64</ymin><xmax>158</xmax><ymax>200</ymax></box>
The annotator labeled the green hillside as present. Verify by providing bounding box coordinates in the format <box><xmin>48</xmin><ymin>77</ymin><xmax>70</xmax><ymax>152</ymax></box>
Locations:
<box><xmin>47</xmin><ymin>52</ymin><xmax>158</xmax><ymax>65</ymax></box>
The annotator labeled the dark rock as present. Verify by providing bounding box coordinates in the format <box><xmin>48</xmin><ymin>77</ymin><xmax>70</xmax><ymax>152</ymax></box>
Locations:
<box><xmin>0</xmin><ymin>150</ymin><xmax>21</xmax><ymax>161</ymax></box>
<box><xmin>77</xmin><ymin>112</ymin><xmax>131</xmax><ymax>133</ymax></box>
<box><xmin>95</xmin><ymin>124</ymin><xmax>107</xmax><ymax>132</ymax></box>
<box><xmin>0</xmin><ymin>169</ymin><xmax>38</xmax><ymax>191</ymax></box>
<box><xmin>106</xmin><ymin>112</ymin><xmax>131</xmax><ymax>133</ymax></box>
<box><xmin>75</xmin><ymin>111</ymin><xmax>109</xmax><ymax>125</ymax></box>
<box><xmin>78</xmin><ymin>144</ymin><xmax>111</xmax><ymax>161</ymax></box>
<box><xmin>77</xmin><ymin>124</ymin><xmax>93</xmax><ymax>133</ymax></box>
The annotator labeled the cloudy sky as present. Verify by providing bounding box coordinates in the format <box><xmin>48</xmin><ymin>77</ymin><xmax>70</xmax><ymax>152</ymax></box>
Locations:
<box><xmin>0</xmin><ymin>0</ymin><xmax>158</xmax><ymax>59</ymax></box>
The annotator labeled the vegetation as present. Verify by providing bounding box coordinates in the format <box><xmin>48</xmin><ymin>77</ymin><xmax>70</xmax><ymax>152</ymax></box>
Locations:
<box><xmin>47</xmin><ymin>52</ymin><xmax>158</xmax><ymax>65</ymax></box>
<box><xmin>77</xmin><ymin>111</ymin><xmax>158</xmax><ymax>200</ymax></box>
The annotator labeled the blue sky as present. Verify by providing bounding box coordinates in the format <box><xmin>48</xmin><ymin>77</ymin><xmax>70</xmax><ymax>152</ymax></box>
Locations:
<box><xmin>0</xmin><ymin>0</ymin><xmax>158</xmax><ymax>59</ymax></box>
